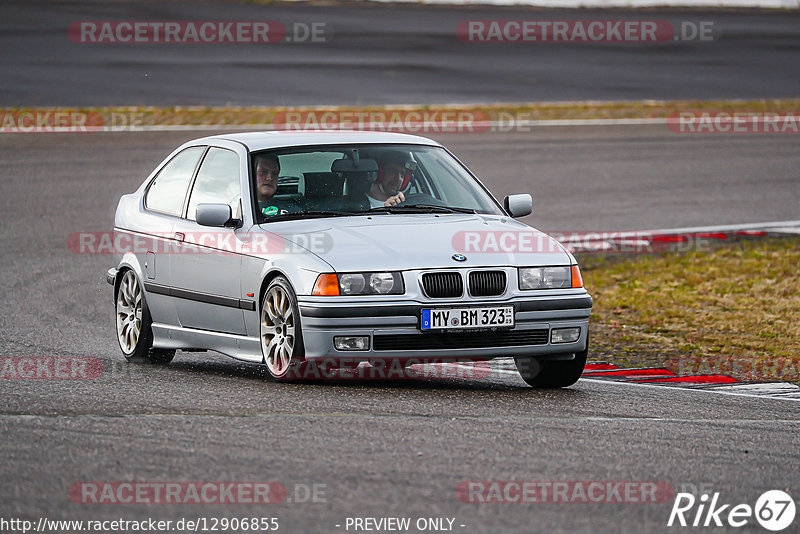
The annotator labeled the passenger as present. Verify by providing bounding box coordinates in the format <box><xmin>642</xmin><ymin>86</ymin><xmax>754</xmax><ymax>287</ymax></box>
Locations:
<box><xmin>366</xmin><ymin>152</ymin><xmax>416</xmax><ymax>208</ymax></box>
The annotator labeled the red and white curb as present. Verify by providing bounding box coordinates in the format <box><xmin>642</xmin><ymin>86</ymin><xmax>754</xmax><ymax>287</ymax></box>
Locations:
<box><xmin>557</xmin><ymin>220</ymin><xmax>800</xmax><ymax>254</ymax></box>
<box><xmin>453</xmin><ymin>358</ymin><xmax>800</xmax><ymax>400</ymax></box>
<box><xmin>581</xmin><ymin>361</ymin><xmax>800</xmax><ymax>399</ymax></box>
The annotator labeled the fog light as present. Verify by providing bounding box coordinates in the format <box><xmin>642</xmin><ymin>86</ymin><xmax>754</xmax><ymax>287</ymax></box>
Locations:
<box><xmin>334</xmin><ymin>336</ymin><xmax>370</xmax><ymax>351</ymax></box>
<box><xmin>551</xmin><ymin>327</ymin><xmax>580</xmax><ymax>344</ymax></box>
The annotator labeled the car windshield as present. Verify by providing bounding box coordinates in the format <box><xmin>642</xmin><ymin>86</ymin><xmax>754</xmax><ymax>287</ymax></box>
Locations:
<box><xmin>251</xmin><ymin>144</ymin><xmax>504</xmax><ymax>222</ymax></box>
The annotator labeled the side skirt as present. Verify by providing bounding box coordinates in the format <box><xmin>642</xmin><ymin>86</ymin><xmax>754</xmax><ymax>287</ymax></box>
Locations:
<box><xmin>151</xmin><ymin>323</ymin><xmax>263</xmax><ymax>363</ymax></box>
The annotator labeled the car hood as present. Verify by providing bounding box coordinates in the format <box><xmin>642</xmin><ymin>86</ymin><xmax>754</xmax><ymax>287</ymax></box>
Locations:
<box><xmin>258</xmin><ymin>214</ymin><xmax>571</xmax><ymax>272</ymax></box>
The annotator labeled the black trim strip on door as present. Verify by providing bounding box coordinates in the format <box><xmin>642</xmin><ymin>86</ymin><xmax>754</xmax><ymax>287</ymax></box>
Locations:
<box><xmin>144</xmin><ymin>282</ymin><xmax>256</xmax><ymax>311</ymax></box>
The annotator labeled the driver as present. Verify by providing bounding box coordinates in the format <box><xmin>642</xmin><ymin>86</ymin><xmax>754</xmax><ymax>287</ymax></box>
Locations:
<box><xmin>255</xmin><ymin>153</ymin><xmax>298</xmax><ymax>217</ymax></box>
<box><xmin>366</xmin><ymin>152</ymin><xmax>416</xmax><ymax>208</ymax></box>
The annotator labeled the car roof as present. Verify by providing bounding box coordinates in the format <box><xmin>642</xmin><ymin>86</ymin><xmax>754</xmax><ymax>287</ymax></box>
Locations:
<box><xmin>195</xmin><ymin>130</ymin><xmax>443</xmax><ymax>152</ymax></box>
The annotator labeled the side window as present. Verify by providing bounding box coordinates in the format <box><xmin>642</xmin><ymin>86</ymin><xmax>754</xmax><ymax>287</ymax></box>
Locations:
<box><xmin>187</xmin><ymin>147</ymin><xmax>241</xmax><ymax>221</ymax></box>
<box><xmin>145</xmin><ymin>147</ymin><xmax>205</xmax><ymax>216</ymax></box>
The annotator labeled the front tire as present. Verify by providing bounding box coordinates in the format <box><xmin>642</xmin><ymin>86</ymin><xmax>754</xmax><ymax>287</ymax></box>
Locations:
<box><xmin>115</xmin><ymin>269</ymin><xmax>175</xmax><ymax>364</ymax></box>
<box><xmin>515</xmin><ymin>336</ymin><xmax>588</xmax><ymax>388</ymax></box>
<box><xmin>260</xmin><ymin>277</ymin><xmax>306</xmax><ymax>380</ymax></box>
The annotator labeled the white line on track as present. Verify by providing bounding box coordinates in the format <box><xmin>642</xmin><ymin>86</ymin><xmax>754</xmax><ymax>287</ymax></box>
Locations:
<box><xmin>627</xmin><ymin>220</ymin><xmax>800</xmax><ymax>236</ymax></box>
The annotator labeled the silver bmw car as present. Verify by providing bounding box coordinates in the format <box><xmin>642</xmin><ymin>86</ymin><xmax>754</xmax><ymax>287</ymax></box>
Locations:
<box><xmin>107</xmin><ymin>131</ymin><xmax>591</xmax><ymax>387</ymax></box>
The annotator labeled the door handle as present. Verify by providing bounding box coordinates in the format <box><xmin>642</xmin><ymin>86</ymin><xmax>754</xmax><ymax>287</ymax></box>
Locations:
<box><xmin>174</xmin><ymin>232</ymin><xmax>185</xmax><ymax>242</ymax></box>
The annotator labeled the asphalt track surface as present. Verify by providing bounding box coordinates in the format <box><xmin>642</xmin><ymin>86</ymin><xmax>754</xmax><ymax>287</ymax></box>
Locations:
<box><xmin>1</xmin><ymin>128</ymin><xmax>799</xmax><ymax>533</ymax></box>
<box><xmin>1</xmin><ymin>2</ymin><xmax>800</xmax><ymax>106</ymax></box>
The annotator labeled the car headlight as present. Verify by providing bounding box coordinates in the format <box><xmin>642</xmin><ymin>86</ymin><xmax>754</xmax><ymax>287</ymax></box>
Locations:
<box><xmin>337</xmin><ymin>272</ymin><xmax>404</xmax><ymax>295</ymax></box>
<box><xmin>339</xmin><ymin>273</ymin><xmax>366</xmax><ymax>294</ymax></box>
<box><xmin>519</xmin><ymin>266</ymin><xmax>580</xmax><ymax>290</ymax></box>
<box><xmin>369</xmin><ymin>272</ymin><xmax>396</xmax><ymax>294</ymax></box>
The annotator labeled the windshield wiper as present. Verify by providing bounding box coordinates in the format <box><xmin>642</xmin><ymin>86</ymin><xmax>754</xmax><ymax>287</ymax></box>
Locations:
<box><xmin>363</xmin><ymin>204</ymin><xmax>476</xmax><ymax>214</ymax></box>
<box><xmin>261</xmin><ymin>210</ymin><xmax>358</xmax><ymax>222</ymax></box>
<box><xmin>262</xmin><ymin>205</ymin><xmax>477</xmax><ymax>222</ymax></box>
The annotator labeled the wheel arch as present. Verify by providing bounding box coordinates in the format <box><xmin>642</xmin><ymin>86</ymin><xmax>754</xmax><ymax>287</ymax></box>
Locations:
<box><xmin>257</xmin><ymin>268</ymin><xmax>307</xmax><ymax>374</ymax></box>
<box><xmin>258</xmin><ymin>268</ymin><xmax>298</xmax><ymax>313</ymax></box>
<box><xmin>114</xmin><ymin>253</ymin><xmax>146</xmax><ymax>299</ymax></box>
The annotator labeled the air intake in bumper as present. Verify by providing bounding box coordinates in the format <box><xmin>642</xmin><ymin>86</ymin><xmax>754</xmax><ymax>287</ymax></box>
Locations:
<box><xmin>373</xmin><ymin>329</ymin><xmax>549</xmax><ymax>351</ymax></box>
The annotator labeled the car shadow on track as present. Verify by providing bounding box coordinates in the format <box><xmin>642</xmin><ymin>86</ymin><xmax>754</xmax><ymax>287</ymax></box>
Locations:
<box><xmin>161</xmin><ymin>353</ymin><xmax>577</xmax><ymax>393</ymax></box>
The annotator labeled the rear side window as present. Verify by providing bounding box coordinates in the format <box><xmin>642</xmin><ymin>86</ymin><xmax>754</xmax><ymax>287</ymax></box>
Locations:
<box><xmin>145</xmin><ymin>147</ymin><xmax>205</xmax><ymax>216</ymax></box>
<box><xmin>187</xmin><ymin>147</ymin><xmax>241</xmax><ymax>221</ymax></box>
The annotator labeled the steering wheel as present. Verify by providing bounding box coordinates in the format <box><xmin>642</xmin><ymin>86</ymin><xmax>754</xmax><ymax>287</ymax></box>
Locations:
<box><xmin>396</xmin><ymin>192</ymin><xmax>448</xmax><ymax>207</ymax></box>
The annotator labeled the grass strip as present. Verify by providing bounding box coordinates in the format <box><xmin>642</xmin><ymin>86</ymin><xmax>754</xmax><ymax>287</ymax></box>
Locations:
<box><xmin>1</xmin><ymin>99</ymin><xmax>798</xmax><ymax>128</ymax></box>
<box><xmin>582</xmin><ymin>237</ymin><xmax>800</xmax><ymax>384</ymax></box>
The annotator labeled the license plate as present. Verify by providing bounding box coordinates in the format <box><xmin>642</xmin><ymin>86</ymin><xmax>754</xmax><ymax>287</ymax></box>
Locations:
<box><xmin>421</xmin><ymin>306</ymin><xmax>514</xmax><ymax>331</ymax></box>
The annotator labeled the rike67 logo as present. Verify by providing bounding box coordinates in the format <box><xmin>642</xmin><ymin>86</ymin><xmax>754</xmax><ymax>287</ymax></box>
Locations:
<box><xmin>668</xmin><ymin>490</ymin><xmax>796</xmax><ymax>531</ymax></box>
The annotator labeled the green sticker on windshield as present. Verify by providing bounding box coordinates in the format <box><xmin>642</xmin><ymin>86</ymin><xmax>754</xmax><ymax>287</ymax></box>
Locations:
<box><xmin>262</xmin><ymin>206</ymin><xmax>279</xmax><ymax>216</ymax></box>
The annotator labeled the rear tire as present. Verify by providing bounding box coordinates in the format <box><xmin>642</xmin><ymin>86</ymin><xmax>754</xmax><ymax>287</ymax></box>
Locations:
<box><xmin>115</xmin><ymin>269</ymin><xmax>175</xmax><ymax>364</ymax></box>
<box><xmin>515</xmin><ymin>335</ymin><xmax>588</xmax><ymax>388</ymax></box>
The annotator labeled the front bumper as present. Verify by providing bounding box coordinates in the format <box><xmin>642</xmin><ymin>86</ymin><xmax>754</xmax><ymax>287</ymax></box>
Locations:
<box><xmin>106</xmin><ymin>267</ymin><xmax>118</xmax><ymax>286</ymax></box>
<box><xmin>106</xmin><ymin>268</ymin><xmax>119</xmax><ymax>304</ymax></box>
<box><xmin>297</xmin><ymin>294</ymin><xmax>591</xmax><ymax>361</ymax></box>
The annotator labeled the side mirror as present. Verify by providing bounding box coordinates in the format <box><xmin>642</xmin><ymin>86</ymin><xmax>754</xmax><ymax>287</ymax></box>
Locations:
<box><xmin>196</xmin><ymin>203</ymin><xmax>240</xmax><ymax>228</ymax></box>
<box><xmin>504</xmin><ymin>194</ymin><xmax>533</xmax><ymax>218</ymax></box>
